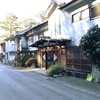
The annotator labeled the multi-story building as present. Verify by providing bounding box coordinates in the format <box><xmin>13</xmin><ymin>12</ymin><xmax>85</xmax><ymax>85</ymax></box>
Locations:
<box><xmin>29</xmin><ymin>0</ymin><xmax>100</xmax><ymax>78</ymax></box>
<box><xmin>4</xmin><ymin>28</ymin><xmax>32</xmax><ymax>64</ymax></box>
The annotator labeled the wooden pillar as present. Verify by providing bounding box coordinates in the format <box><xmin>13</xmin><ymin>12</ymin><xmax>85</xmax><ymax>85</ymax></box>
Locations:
<box><xmin>45</xmin><ymin>47</ymin><xmax>48</xmax><ymax>69</ymax></box>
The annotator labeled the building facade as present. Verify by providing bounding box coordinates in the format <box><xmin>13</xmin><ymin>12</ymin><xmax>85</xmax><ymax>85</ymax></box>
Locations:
<box><xmin>45</xmin><ymin>0</ymin><xmax>100</xmax><ymax>76</ymax></box>
<box><xmin>0</xmin><ymin>0</ymin><xmax>100</xmax><ymax>78</ymax></box>
<box><xmin>32</xmin><ymin>0</ymin><xmax>100</xmax><ymax>77</ymax></box>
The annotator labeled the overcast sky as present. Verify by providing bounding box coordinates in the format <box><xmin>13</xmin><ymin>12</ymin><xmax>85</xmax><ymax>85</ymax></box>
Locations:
<box><xmin>0</xmin><ymin>0</ymin><xmax>51</xmax><ymax>21</ymax></box>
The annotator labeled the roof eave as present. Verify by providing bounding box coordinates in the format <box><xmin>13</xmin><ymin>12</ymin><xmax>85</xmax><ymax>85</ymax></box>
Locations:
<box><xmin>44</xmin><ymin>2</ymin><xmax>58</xmax><ymax>18</ymax></box>
<box><xmin>59</xmin><ymin>0</ymin><xmax>83</xmax><ymax>10</ymax></box>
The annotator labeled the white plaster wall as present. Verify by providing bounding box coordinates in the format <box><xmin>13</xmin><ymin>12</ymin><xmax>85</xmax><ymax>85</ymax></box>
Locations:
<box><xmin>6</xmin><ymin>40</ymin><xmax>15</xmax><ymax>52</ymax></box>
<box><xmin>5</xmin><ymin>40</ymin><xmax>10</xmax><ymax>52</ymax></box>
<box><xmin>48</xmin><ymin>8</ymin><xmax>100</xmax><ymax>46</ymax></box>
<box><xmin>72</xmin><ymin>18</ymin><xmax>100</xmax><ymax>45</ymax></box>
<box><xmin>8</xmin><ymin>53</ymin><xmax>15</xmax><ymax>61</ymax></box>
<box><xmin>5</xmin><ymin>40</ymin><xmax>16</xmax><ymax>62</ymax></box>
<box><xmin>34</xmin><ymin>35</ymin><xmax>38</xmax><ymax>42</ymax></box>
<box><xmin>49</xmin><ymin>8</ymin><xmax>61</xmax><ymax>39</ymax></box>
<box><xmin>49</xmin><ymin>9</ymin><xmax>76</xmax><ymax>41</ymax></box>
<box><xmin>21</xmin><ymin>36</ymin><xmax>28</xmax><ymax>48</ymax></box>
<box><xmin>44</xmin><ymin>30</ymin><xmax>49</xmax><ymax>37</ymax></box>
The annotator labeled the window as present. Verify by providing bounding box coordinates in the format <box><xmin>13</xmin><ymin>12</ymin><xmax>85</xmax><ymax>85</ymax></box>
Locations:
<box><xmin>72</xmin><ymin>3</ymin><xmax>100</xmax><ymax>22</ymax></box>
<box><xmin>81</xmin><ymin>8</ymin><xmax>89</xmax><ymax>19</ymax></box>
<box><xmin>90</xmin><ymin>3</ymin><xmax>100</xmax><ymax>19</ymax></box>
<box><xmin>72</xmin><ymin>12</ymin><xmax>81</xmax><ymax>22</ymax></box>
<box><xmin>72</xmin><ymin>8</ymin><xmax>89</xmax><ymax>22</ymax></box>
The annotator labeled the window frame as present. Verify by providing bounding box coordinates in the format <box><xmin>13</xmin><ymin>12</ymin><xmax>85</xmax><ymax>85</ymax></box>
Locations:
<box><xmin>81</xmin><ymin>8</ymin><xmax>90</xmax><ymax>20</ymax></box>
<box><xmin>72</xmin><ymin>12</ymin><xmax>81</xmax><ymax>23</ymax></box>
<box><xmin>72</xmin><ymin>3</ymin><xmax>100</xmax><ymax>23</ymax></box>
<box><xmin>72</xmin><ymin>8</ymin><xmax>90</xmax><ymax>23</ymax></box>
<box><xmin>90</xmin><ymin>3</ymin><xmax>100</xmax><ymax>20</ymax></box>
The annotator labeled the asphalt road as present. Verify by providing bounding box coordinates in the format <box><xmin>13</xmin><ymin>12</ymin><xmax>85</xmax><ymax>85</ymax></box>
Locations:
<box><xmin>0</xmin><ymin>63</ymin><xmax>100</xmax><ymax>100</ymax></box>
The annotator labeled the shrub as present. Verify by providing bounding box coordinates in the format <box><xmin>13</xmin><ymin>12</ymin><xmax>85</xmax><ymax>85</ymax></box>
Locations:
<box><xmin>79</xmin><ymin>25</ymin><xmax>100</xmax><ymax>69</ymax></box>
<box><xmin>46</xmin><ymin>64</ymin><xmax>64</xmax><ymax>77</ymax></box>
<box><xmin>20</xmin><ymin>55</ymin><xmax>30</xmax><ymax>67</ymax></box>
<box><xmin>8</xmin><ymin>60</ymin><xmax>15</xmax><ymax>66</ymax></box>
<box><xmin>14</xmin><ymin>54</ymin><xmax>35</xmax><ymax>67</ymax></box>
<box><xmin>14</xmin><ymin>55</ymin><xmax>22</xmax><ymax>63</ymax></box>
<box><xmin>14</xmin><ymin>55</ymin><xmax>22</xmax><ymax>66</ymax></box>
<box><xmin>25</xmin><ymin>57</ymin><xmax>37</xmax><ymax>67</ymax></box>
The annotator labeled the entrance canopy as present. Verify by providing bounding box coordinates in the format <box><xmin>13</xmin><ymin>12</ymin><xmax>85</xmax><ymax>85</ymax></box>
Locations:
<box><xmin>29</xmin><ymin>38</ymin><xmax>71</xmax><ymax>48</ymax></box>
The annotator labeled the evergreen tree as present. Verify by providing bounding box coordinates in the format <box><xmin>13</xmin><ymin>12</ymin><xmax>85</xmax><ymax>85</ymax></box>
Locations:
<box><xmin>0</xmin><ymin>13</ymin><xmax>21</xmax><ymax>36</ymax></box>
<box><xmin>79</xmin><ymin>25</ymin><xmax>100</xmax><ymax>69</ymax></box>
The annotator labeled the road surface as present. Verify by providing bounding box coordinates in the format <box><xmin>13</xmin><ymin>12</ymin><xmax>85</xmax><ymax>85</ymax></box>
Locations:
<box><xmin>0</xmin><ymin>63</ymin><xmax>100</xmax><ymax>100</ymax></box>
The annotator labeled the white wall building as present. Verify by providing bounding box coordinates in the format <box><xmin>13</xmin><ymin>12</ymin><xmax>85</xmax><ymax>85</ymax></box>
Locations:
<box><xmin>43</xmin><ymin>0</ymin><xmax>100</xmax><ymax>79</ymax></box>
<box><xmin>45</xmin><ymin>0</ymin><xmax>100</xmax><ymax>45</ymax></box>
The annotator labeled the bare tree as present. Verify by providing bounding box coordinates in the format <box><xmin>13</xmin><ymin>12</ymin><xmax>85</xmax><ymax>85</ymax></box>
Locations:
<box><xmin>33</xmin><ymin>11</ymin><xmax>45</xmax><ymax>24</ymax></box>
<box><xmin>19</xmin><ymin>18</ymin><xmax>36</xmax><ymax>29</ymax></box>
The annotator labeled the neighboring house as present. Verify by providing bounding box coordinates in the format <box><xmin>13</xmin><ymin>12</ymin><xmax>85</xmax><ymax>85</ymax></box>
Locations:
<box><xmin>29</xmin><ymin>2</ymin><xmax>72</xmax><ymax>70</ymax></box>
<box><xmin>27</xmin><ymin>20</ymin><xmax>48</xmax><ymax>49</ymax></box>
<box><xmin>4</xmin><ymin>28</ymin><xmax>33</xmax><ymax>64</ymax></box>
<box><xmin>5</xmin><ymin>36</ymin><xmax>17</xmax><ymax>64</ymax></box>
<box><xmin>15</xmin><ymin>28</ymin><xmax>32</xmax><ymax>54</ymax></box>
<box><xmin>0</xmin><ymin>42</ymin><xmax>6</xmax><ymax>63</ymax></box>
<box><xmin>26</xmin><ymin>20</ymin><xmax>49</xmax><ymax>68</ymax></box>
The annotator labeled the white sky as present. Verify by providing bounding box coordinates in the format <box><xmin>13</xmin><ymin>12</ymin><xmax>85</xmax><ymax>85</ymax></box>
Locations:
<box><xmin>0</xmin><ymin>0</ymin><xmax>51</xmax><ymax>21</ymax></box>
